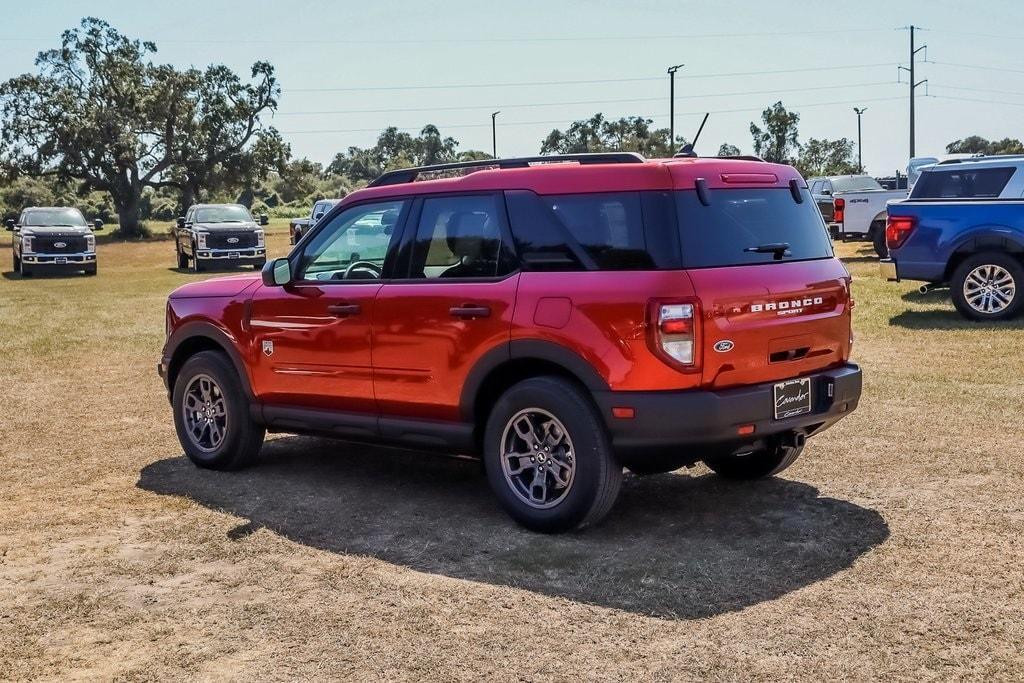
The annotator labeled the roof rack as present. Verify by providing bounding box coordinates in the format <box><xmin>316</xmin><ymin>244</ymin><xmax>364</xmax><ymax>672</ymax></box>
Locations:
<box><xmin>936</xmin><ymin>154</ymin><xmax>1024</xmax><ymax>165</ymax></box>
<box><xmin>368</xmin><ymin>152</ymin><xmax>646</xmax><ymax>187</ymax></box>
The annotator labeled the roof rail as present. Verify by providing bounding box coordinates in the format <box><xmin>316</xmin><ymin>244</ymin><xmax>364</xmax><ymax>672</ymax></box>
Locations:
<box><xmin>715</xmin><ymin>155</ymin><xmax>765</xmax><ymax>162</ymax></box>
<box><xmin>936</xmin><ymin>154</ymin><xmax>1024</xmax><ymax>165</ymax></box>
<box><xmin>368</xmin><ymin>152</ymin><xmax>646</xmax><ymax>187</ymax></box>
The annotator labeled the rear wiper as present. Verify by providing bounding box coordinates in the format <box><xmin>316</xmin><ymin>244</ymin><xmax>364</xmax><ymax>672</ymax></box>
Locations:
<box><xmin>744</xmin><ymin>243</ymin><xmax>791</xmax><ymax>260</ymax></box>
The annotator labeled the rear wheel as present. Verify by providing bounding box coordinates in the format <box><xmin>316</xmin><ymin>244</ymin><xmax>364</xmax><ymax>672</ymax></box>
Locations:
<box><xmin>871</xmin><ymin>221</ymin><xmax>888</xmax><ymax>258</ymax></box>
<box><xmin>172</xmin><ymin>350</ymin><xmax>264</xmax><ymax>470</ymax></box>
<box><xmin>951</xmin><ymin>252</ymin><xmax>1024</xmax><ymax>321</ymax></box>
<box><xmin>483</xmin><ymin>376</ymin><xmax>622</xmax><ymax>533</ymax></box>
<box><xmin>704</xmin><ymin>443</ymin><xmax>803</xmax><ymax>480</ymax></box>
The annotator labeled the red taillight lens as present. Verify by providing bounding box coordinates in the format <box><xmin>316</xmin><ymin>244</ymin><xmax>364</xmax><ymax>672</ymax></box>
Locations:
<box><xmin>833</xmin><ymin>197</ymin><xmax>845</xmax><ymax>224</ymax></box>
<box><xmin>886</xmin><ymin>216</ymin><xmax>916</xmax><ymax>250</ymax></box>
<box><xmin>649</xmin><ymin>300</ymin><xmax>700</xmax><ymax>372</ymax></box>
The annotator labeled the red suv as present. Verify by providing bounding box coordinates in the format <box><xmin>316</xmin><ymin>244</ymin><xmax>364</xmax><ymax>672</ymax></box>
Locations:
<box><xmin>159</xmin><ymin>153</ymin><xmax>861</xmax><ymax>532</ymax></box>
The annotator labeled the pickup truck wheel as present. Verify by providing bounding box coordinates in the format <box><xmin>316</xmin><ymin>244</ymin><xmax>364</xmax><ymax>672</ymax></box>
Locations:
<box><xmin>84</xmin><ymin>265</ymin><xmax>97</xmax><ymax>276</ymax></box>
<box><xmin>483</xmin><ymin>376</ymin><xmax>622</xmax><ymax>533</ymax></box>
<box><xmin>951</xmin><ymin>252</ymin><xmax>1024</xmax><ymax>321</ymax></box>
<box><xmin>253</xmin><ymin>259</ymin><xmax>266</xmax><ymax>270</ymax></box>
<box><xmin>172</xmin><ymin>350</ymin><xmax>265</xmax><ymax>471</ymax></box>
<box><xmin>871</xmin><ymin>221</ymin><xmax>888</xmax><ymax>258</ymax></box>
<box><xmin>176</xmin><ymin>244</ymin><xmax>189</xmax><ymax>269</ymax></box>
<box><xmin>12</xmin><ymin>251</ymin><xmax>19</xmax><ymax>272</ymax></box>
<box><xmin>19</xmin><ymin>257</ymin><xmax>32</xmax><ymax>277</ymax></box>
<box><xmin>704</xmin><ymin>443</ymin><xmax>803</xmax><ymax>480</ymax></box>
<box><xmin>190</xmin><ymin>243</ymin><xmax>204</xmax><ymax>273</ymax></box>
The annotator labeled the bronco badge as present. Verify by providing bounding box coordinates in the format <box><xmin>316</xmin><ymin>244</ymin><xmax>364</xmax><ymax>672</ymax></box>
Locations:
<box><xmin>262</xmin><ymin>340</ymin><xmax>274</xmax><ymax>357</ymax></box>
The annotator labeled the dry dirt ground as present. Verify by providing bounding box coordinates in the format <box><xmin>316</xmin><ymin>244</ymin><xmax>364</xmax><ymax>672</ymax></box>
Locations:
<box><xmin>1</xmin><ymin>224</ymin><xmax>1022</xmax><ymax>681</ymax></box>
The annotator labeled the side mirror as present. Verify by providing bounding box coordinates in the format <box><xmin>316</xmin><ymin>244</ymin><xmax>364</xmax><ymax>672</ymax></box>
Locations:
<box><xmin>93</xmin><ymin>218</ymin><xmax>104</xmax><ymax>230</ymax></box>
<box><xmin>4</xmin><ymin>219</ymin><xmax>13</xmax><ymax>231</ymax></box>
<box><xmin>259</xmin><ymin>213</ymin><xmax>269</xmax><ymax>226</ymax></box>
<box><xmin>313</xmin><ymin>213</ymin><xmax>324</xmax><ymax>222</ymax></box>
<box><xmin>262</xmin><ymin>257</ymin><xmax>292</xmax><ymax>287</ymax></box>
<box><xmin>176</xmin><ymin>217</ymin><xmax>186</xmax><ymax>229</ymax></box>
<box><xmin>821</xmin><ymin>189</ymin><xmax>832</xmax><ymax>196</ymax></box>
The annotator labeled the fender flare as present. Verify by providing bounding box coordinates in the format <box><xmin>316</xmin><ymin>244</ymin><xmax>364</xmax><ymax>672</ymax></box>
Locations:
<box><xmin>459</xmin><ymin>339</ymin><xmax>610</xmax><ymax>421</ymax></box>
<box><xmin>163</xmin><ymin>320</ymin><xmax>255</xmax><ymax>401</ymax></box>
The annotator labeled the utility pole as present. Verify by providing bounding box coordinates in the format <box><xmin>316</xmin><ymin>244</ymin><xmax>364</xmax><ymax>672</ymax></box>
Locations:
<box><xmin>853</xmin><ymin>107</ymin><xmax>867</xmax><ymax>173</ymax></box>
<box><xmin>899</xmin><ymin>26</ymin><xmax>927</xmax><ymax>159</ymax></box>
<box><xmin>491</xmin><ymin>111</ymin><xmax>500</xmax><ymax>158</ymax></box>
<box><xmin>667</xmin><ymin>64</ymin><xmax>684</xmax><ymax>151</ymax></box>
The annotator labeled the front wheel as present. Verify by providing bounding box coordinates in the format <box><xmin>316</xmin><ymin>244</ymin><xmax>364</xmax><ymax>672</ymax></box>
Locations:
<box><xmin>191</xmin><ymin>245</ymin><xmax>204</xmax><ymax>273</ymax></box>
<box><xmin>12</xmin><ymin>250</ymin><xmax>20</xmax><ymax>273</ymax></box>
<box><xmin>704</xmin><ymin>443</ymin><xmax>803</xmax><ymax>480</ymax></box>
<box><xmin>176</xmin><ymin>244</ymin><xmax>189</xmax><ymax>269</ymax></box>
<box><xmin>951</xmin><ymin>252</ymin><xmax>1024</xmax><ymax>321</ymax></box>
<box><xmin>172</xmin><ymin>350</ymin><xmax>265</xmax><ymax>470</ymax></box>
<box><xmin>253</xmin><ymin>259</ymin><xmax>266</xmax><ymax>270</ymax></box>
<box><xmin>483</xmin><ymin>376</ymin><xmax>622</xmax><ymax>533</ymax></box>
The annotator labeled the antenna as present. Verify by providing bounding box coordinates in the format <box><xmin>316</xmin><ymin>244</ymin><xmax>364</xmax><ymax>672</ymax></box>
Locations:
<box><xmin>673</xmin><ymin>113</ymin><xmax>709</xmax><ymax>158</ymax></box>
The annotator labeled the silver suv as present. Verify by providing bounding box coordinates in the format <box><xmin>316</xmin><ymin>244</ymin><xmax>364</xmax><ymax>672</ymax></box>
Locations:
<box><xmin>6</xmin><ymin>206</ymin><xmax>103</xmax><ymax>277</ymax></box>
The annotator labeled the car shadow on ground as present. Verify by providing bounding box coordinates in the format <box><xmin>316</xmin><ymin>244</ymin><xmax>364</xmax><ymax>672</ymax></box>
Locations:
<box><xmin>890</xmin><ymin>309</ymin><xmax>1024</xmax><ymax>330</ymax></box>
<box><xmin>1</xmin><ymin>270</ymin><xmax>89</xmax><ymax>280</ymax></box>
<box><xmin>138</xmin><ymin>436</ymin><xmax>889</xmax><ymax>620</ymax></box>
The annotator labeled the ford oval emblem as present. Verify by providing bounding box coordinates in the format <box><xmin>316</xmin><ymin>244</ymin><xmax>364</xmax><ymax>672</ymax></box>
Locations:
<box><xmin>714</xmin><ymin>340</ymin><xmax>735</xmax><ymax>353</ymax></box>
<box><xmin>54</xmin><ymin>241</ymin><xmax>67</xmax><ymax>248</ymax></box>
<box><xmin>227</xmin><ymin>237</ymin><xmax>240</xmax><ymax>244</ymax></box>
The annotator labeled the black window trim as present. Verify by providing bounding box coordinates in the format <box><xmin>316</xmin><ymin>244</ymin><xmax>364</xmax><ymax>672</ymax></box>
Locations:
<box><xmin>385</xmin><ymin>190</ymin><xmax>521</xmax><ymax>285</ymax></box>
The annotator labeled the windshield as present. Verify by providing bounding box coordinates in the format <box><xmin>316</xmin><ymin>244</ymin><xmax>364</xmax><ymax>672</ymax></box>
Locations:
<box><xmin>831</xmin><ymin>176</ymin><xmax>883</xmax><ymax>192</ymax></box>
<box><xmin>675</xmin><ymin>188</ymin><xmax>833</xmax><ymax>268</ymax></box>
<box><xmin>194</xmin><ymin>206</ymin><xmax>253</xmax><ymax>223</ymax></box>
<box><xmin>23</xmin><ymin>208</ymin><xmax>87</xmax><ymax>227</ymax></box>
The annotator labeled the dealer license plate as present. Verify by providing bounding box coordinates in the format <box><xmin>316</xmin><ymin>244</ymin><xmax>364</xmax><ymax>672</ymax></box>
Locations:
<box><xmin>773</xmin><ymin>377</ymin><xmax>812</xmax><ymax>420</ymax></box>
<box><xmin>228</xmin><ymin>251</ymin><xmax>240</xmax><ymax>259</ymax></box>
<box><xmin>55</xmin><ymin>256</ymin><xmax>68</xmax><ymax>265</ymax></box>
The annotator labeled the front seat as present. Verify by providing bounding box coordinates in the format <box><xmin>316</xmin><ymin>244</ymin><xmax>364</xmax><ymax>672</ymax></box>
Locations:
<box><xmin>439</xmin><ymin>211</ymin><xmax>498</xmax><ymax>278</ymax></box>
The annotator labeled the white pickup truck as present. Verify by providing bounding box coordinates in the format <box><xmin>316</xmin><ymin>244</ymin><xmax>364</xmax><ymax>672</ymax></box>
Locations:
<box><xmin>808</xmin><ymin>175</ymin><xmax>907</xmax><ymax>257</ymax></box>
<box><xmin>288</xmin><ymin>198</ymin><xmax>340</xmax><ymax>245</ymax></box>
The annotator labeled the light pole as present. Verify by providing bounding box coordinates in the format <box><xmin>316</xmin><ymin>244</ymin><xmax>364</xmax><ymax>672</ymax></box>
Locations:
<box><xmin>491</xmin><ymin>111</ymin><xmax>500</xmax><ymax>158</ymax></box>
<box><xmin>853</xmin><ymin>107</ymin><xmax>867</xmax><ymax>173</ymax></box>
<box><xmin>667</xmin><ymin>64</ymin><xmax>684</xmax><ymax>151</ymax></box>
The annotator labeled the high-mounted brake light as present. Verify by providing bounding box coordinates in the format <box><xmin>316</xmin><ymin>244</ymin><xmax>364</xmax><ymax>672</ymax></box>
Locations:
<box><xmin>886</xmin><ymin>215</ymin><xmax>916</xmax><ymax>250</ymax></box>
<box><xmin>833</xmin><ymin>197</ymin><xmax>845</xmax><ymax>224</ymax></box>
<box><xmin>649</xmin><ymin>300</ymin><xmax>701</xmax><ymax>372</ymax></box>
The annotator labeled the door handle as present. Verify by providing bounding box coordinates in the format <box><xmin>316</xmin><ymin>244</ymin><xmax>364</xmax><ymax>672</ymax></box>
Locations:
<box><xmin>450</xmin><ymin>304</ymin><xmax>491</xmax><ymax>319</ymax></box>
<box><xmin>327</xmin><ymin>303</ymin><xmax>361</xmax><ymax>317</ymax></box>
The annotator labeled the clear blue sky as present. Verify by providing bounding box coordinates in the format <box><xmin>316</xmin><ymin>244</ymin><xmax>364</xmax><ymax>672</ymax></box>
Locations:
<box><xmin>1</xmin><ymin>0</ymin><xmax>1022</xmax><ymax>175</ymax></box>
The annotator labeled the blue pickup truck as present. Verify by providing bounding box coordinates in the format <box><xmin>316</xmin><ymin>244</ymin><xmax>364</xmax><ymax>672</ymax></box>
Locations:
<box><xmin>881</xmin><ymin>156</ymin><xmax>1024</xmax><ymax>320</ymax></box>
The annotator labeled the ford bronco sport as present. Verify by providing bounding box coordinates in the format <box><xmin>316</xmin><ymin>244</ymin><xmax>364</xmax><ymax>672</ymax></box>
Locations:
<box><xmin>159</xmin><ymin>153</ymin><xmax>862</xmax><ymax>532</ymax></box>
<box><xmin>7</xmin><ymin>206</ymin><xmax>103</xmax><ymax>276</ymax></box>
<box><xmin>174</xmin><ymin>203</ymin><xmax>267</xmax><ymax>272</ymax></box>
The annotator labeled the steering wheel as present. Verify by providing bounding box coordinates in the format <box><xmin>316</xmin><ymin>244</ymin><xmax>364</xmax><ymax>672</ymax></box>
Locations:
<box><xmin>342</xmin><ymin>260</ymin><xmax>382</xmax><ymax>279</ymax></box>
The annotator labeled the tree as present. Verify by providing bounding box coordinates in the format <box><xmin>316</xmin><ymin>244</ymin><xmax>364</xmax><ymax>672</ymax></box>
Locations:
<box><xmin>0</xmin><ymin>18</ymin><xmax>280</xmax><ymax>236</ymax></box>
<box><xmin>796</xmin><ymin>138</ymin><xmax>858</xmax><ymax>177</ymax></box>
<box><xmin>750</xmin><ymin>102</ymin><xmax>800</xmax><ymax>164</ymax></box>
<box><xmin>540</xmin><ymin>114</ymin><xmax>685</xmax><ymax>157</ymax></box>
<box><xmin>326</xmin><ymin>125</ymin><xmax>476</xmax><ymax>182</ymax></box>
<box><xmin>946</xmin><ymin>135</ymin><xmax>1024</xmax><ymax>155</ymax></box>
<box><xmin>717</xmin><ymin>143</ymin><xmax>742</xmax><ymax>157</ymax></box>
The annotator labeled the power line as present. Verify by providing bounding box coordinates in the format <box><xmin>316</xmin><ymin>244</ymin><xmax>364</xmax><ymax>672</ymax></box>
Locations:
<box><xmin>280</xmin><ymin>95</ymin><xmax>905</xmax><ymax>135</ymax></box>
<box><xmin>929</xmin><ymin>94</ymin><xmax>1024</xmax><ymax>107</ymax></box>
<box><xmin>929</xmin><ymin>60</ymin><xmax>1024</xmax><ymax>75</ymax></box>
<box><xmin>284</xmin><ymin>63</ymin><xmax>898</xmax><ymax>93</ymax></box>
<box><xmin>275</xmin><ymin>81</ymin><xmax>898</xmax><ymax>117</ymax></box>
<box><xmin>930</xmin><ymin>84</ymin><xmax>1024</xmax><ymax>99</ymax></box>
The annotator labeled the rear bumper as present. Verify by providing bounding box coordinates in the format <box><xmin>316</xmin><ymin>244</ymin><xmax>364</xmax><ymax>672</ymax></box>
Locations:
<box><xmin>593</xmin><ymin>363</ymin><xmax>862</xmax><ymax>457</ymax></box>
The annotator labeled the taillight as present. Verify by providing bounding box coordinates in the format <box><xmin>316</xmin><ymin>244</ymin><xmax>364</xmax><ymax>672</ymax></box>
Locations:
<box><xmin>649</xmin><ymin>300</ymin><xmax>701</xmax><ymax>372</ymax></box>
<box><xmin>886</xmin><ymin>215</ymin><xmax>916</xmax><ymax>250</ymax></box>
<box><xmin>833</xmin><ymin>197</ymin><xmax>845</xmax><ymax>224</ymax></box>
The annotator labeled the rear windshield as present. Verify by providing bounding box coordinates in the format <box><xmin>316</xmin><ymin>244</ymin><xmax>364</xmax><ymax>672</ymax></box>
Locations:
<box><xmin>675</xmin><ymin>188</ymin><xmax>833</xmax><ymax>268</ymax></box>
<box><xmin>910</xmin><ymin>167</ymin><xmax>1016</xmax><ymax>199</ymax></box>
<box><xmin>831</xmin><ymin>176</ymin><xmax>882</xmax><ymax>192</ymax></box>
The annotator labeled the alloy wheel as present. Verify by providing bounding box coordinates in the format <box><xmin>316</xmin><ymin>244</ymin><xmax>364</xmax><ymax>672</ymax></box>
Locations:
<box><xmin>499</xmin><ymin>408</ymin><xmax>576</xmax><ymax>509</ymax></box>
<box><xmin>181</xmin><ymin>373</ymin><xmax>228</xmax><ymax>452</ymax></box>
<box><xmin>963</xmin><ymin>264</ymin><xmax>1015</xmax><ymax>314</ymax></box>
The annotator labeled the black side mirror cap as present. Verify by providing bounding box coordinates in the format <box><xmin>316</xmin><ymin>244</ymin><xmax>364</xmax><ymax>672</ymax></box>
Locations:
<box><xmin>259</xmin><ymin>214</ymin><xmax>269</xmax><ymax>226</ymax></box>
<box><xmin>4</xmin><ymin>219</ymin><xmax>14</xmax><ymax>231</ymax></box>
<box><xmin>93</xmin><ymin>218</ymin><xmax>104</xmax><ymax>230</ymax></box>
<box><xmin>176</xmin><ymin>217</ymin><xmax>186</xmax><ymax>229</ymax></box>
<box><xmin>262</xmin><ymin>257</ymin><xmax>292</xmax><ymax>287</ymax></box>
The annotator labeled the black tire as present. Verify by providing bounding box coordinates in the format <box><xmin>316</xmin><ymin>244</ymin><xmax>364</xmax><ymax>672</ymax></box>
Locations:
<box><xmin>190</xmin><ymin>243</ymin><xmax>204</xmax><ymax>273</ymax></box>
<box><xmin>253</xmin><ymin>259</ymin><xmax>266</xmax><ymax>270</ymax></box>
<box><xmin>951</xmin><ymin>252</ymin><xmax>1024</xmax><ymax>322</ymax></box>
<box><xmin>871</xmin><ymin>221</ymin><xmax>888</xmax><ymax>258</ymax></box>
<box><xmin>483</xmin><ymin>376</ymin><xmax>622</xmax><ymax>533</ymax></box>
<box><xmin>20</xmin><ymin>257</ymin><xmax>32</xmax><ymax>277</ymax></box>
<box><xmin>84</xmin><ymin>265</ymin><xmax>97</xmax><ymax>276</ymax></box>
<box><xmin>172</xmin><ymin>350</ymin><xmax>265</xmax><ymax>471</ymax></box>
<box><xmin>704</xmin><ymin>443</ymin><xmax>803</xmax><ymax>480</ymax></box>
<box><xmin>12</xmin><ymin>251</ymin><xmax>20</xmax><ymax>272</ymax></box>
<box><xmin>176</xmin><ymin>243</ymin><xmax>189</xmax><ymax>269</ymax></box>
